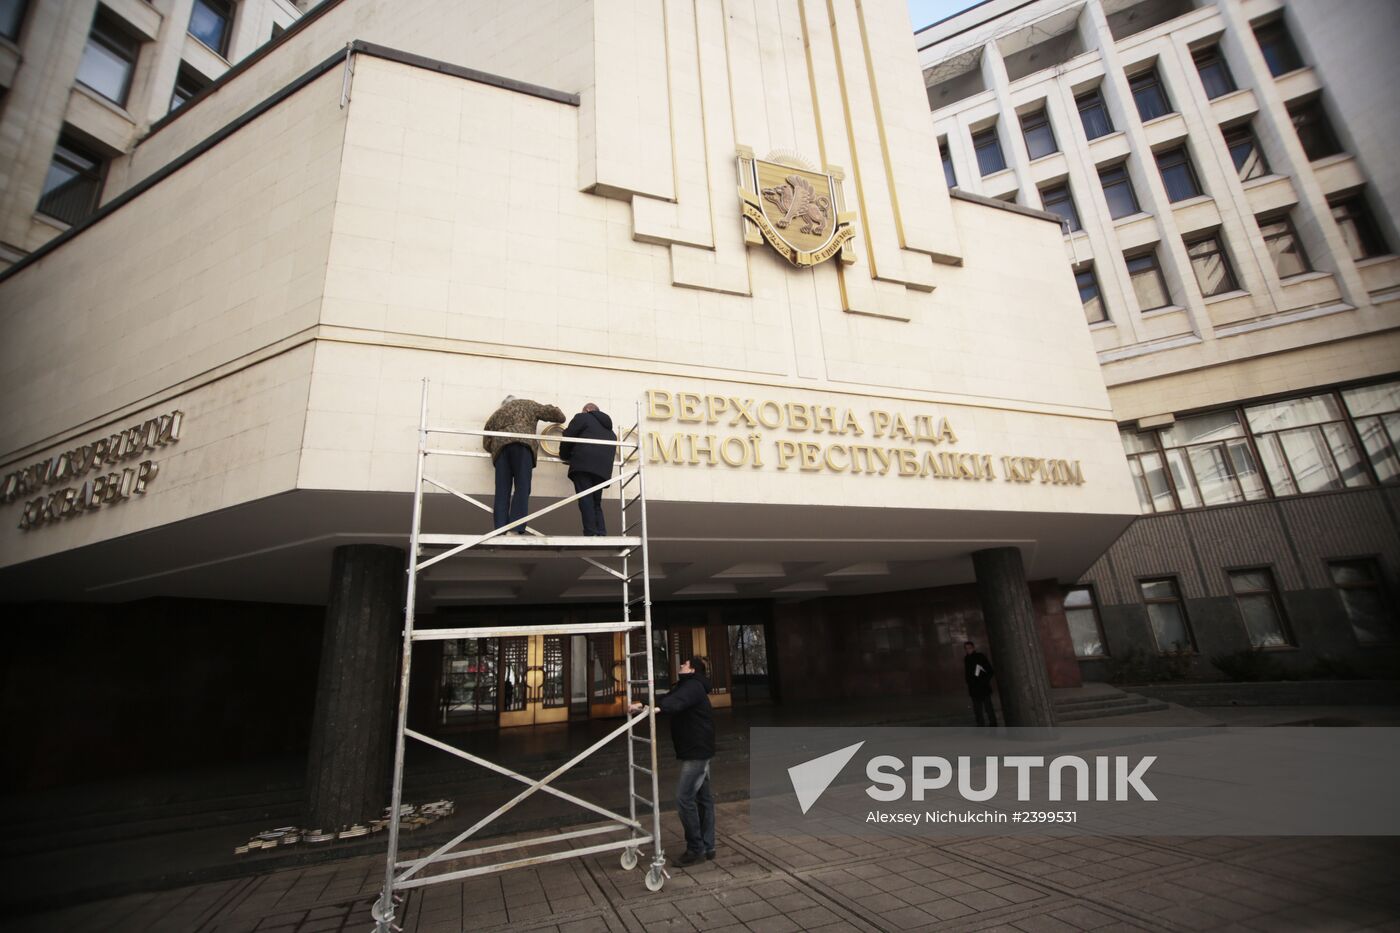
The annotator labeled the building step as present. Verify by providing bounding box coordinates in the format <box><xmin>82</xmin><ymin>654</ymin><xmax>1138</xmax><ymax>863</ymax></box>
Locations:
<box><xmin>1054</xmin><ymin>694</ymin><xmax>1155</xmax><ymax>713</ymax></box>
<box><xmin>1056</xmin><ymin>699</ymin><xmax>1172</xmax><ymax>722</ymax></box>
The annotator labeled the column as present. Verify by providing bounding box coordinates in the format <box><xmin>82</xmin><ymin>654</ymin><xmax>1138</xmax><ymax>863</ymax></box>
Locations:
<box><xmin>972</xmin><ymin>547</ymin><xmax>1057</xmax><ymax>727</ymax></box>
<box><xmin>305</xmin><ymin>544</ymin><xmax>405</xmax><ymax>831</ymax></box>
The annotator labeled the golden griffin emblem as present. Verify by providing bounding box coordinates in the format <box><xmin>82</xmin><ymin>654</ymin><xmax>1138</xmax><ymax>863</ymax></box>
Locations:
<box><xmin>738</xmin><ymin>149</ymin><xmax>856</xmax><ymax>268</ymax></box>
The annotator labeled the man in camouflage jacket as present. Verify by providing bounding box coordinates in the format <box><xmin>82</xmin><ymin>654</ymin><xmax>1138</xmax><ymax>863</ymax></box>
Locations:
<box><xmin>484</xmin><ymin>396</ymin><xmax>566</xmax><ymax>532</ymax></box>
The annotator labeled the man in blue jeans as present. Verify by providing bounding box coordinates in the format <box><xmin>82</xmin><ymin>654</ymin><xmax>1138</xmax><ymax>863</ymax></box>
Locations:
<box><xmin>630</xmin><ymin>656</ymin><xmax>715</xmax><ymax>865</ymax></box>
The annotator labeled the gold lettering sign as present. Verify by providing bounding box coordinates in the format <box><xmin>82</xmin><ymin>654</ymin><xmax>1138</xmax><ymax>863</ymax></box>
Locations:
<box><xmin>738</xmin><ymin>149</ymin><xmax>856</xmax><ymax>268</ymax></box>
<box><xmin>643</xmin><ymin>390</ymin><xmax>1088</xmax><ymax>487</ymax></box>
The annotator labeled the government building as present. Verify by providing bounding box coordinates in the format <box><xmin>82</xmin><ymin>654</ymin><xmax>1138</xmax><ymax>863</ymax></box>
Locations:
<box><xmin>0</xmin><ymin>0</ymin><xmax>1393</xmax><ymax>826</ymax></box>
<box><xmin>920</xmin><ymin>0</ymin><xmax>1399</xmax><ymax>681</ymax></box>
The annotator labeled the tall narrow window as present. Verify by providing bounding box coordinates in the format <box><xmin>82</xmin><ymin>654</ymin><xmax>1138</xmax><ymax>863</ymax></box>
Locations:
<box><xmin>972</xmin><ymin>125</ymin><xmax>1006</xmax><ymax>176</ymax></box>
<box><xmin>939</xmin><ymin>138</ymin><xmax>956</xmax><ymax>188</ymax></box>
<box><xmin>189</xmin><ymin>0</ymin><xmax>233</xmax><ymax>56</ymax></box>
<box><xmin>1129</xmin><ymin>68</ymin><xmax>1171</xmax><ymax>122</ymax></box>
<box><xmin>1330</xmin><ymin>195</ymin><xmax>1390</xmax><ymax>261</ymax></box>
<box><xmin>1020</xmin><ymin>106</ymin><xmax>1057</xmax><ymax>160</ymax></box>
<box><xmin>1126</xmin><ymin>249</ymin><xmax>1171</xmax><ymax>310</ymax></box>
<box><xmin>1193</xmin><ymin>45</ymin><xmax>1236</xmax><ymax>99</ymax></box>
<box><xmin>1185</xmin><ymin>232</ymin><xmax>1238</xmax><ymax>297</ymax></box>
<box><xmin>169</xmin><ymin>65</ymin><xmax>210</xmax><ymax>112</ymax></box>
<box><xmin>77</xmin><ymin>10</ymin><xmax>140</xmax><ymax>106</ymax></box>
<box><xmin>1099</xmin><ymin>163</ymin><xmax>1140</xmax><ymax>219</ymax></box>
<box><xmin>1224</xmin><ymin>124</ymin><xmax>1269</xmax><ymax>181</ymax></box>
<box><xmin>1064</xmin><ymin>587</ymin><xmax>1108</xmax><ymax>657</ymax></box>
<box><xmin>1259</xmin><ymin>213</ymin><xmax>1310</xmax><ymax>279</ymax></box>
<box><xmin>1246</xmin><ymin>393</ymin><xmax>1371</xmax><ymax>494</ymax></box>
<box><xmin>1155</xmin><ymin>146</ymin><xmax>1201</xmax><ymax>202</ymax></box>
<box><xmin>37</xmin><ymin>134</ymin><xmax>106</xmax><ymax>226</ymax></box>
<box><xmin>1121</xmin><ymin>430</ymin><xmax>1177</xmax><ymax>514</ymax></box>
<box><xmin>0</xmin><ymin>0</ymin><xmax>27</xmax><ymax>41</ymax></box>
<box><xmin>1140</xmin><ymin>578</ymin><xmax>1195</xmax><ymax>655</ymax></box>
<box><xmin>1328</xmin><ymin>559</ymin><xmax>1396</xmax><ymax>645</ymax></box>
<box><xmin>1254</xmin><ymin>19</ymin><xmax>1303</xmax><ymax>77</ymax></box>
<box><xmin>1341</xmin><ymin>381</ymin><xmax>1400</xmax><ymax>484</ymax></box>
<box><xmin>1075</xmin><ymin>263</ymin><xmax>1106</xmax><ymax>324</ymax></box>
<box><xmin>1228</xmin><ymin>569</ymin><xmax>1293</xmax><ymax>648</ymax></box>
<box><xmin>1041</xmin><ymin>183</ymin><xmax>1081</xmax><ymax>232</ymax></box>
<box><xmin>1288</xmin><ymin>98</ymin><xmax>1342</xmax><ymax>161</ymax></box>
<box><xmin>1158</xmin><ymin>410</ymin><xmax>1267</xmax><ymax>508</ymax></box>
<box><xmin>1076</xmin><ymin>88</ymin><xmax>1114</xmax><ymax>140</ymax></box>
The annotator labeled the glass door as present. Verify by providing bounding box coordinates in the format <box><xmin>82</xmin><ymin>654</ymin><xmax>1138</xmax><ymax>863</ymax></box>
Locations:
<box><xmin>498</xmin><ymin>635</ymin><xmax>571</xmax><ymax>728</ymax></box>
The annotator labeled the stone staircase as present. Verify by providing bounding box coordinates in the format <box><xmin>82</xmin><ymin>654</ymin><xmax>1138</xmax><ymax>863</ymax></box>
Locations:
<box><xmin>1053</xmin><ymin>683</ymin><xmax>1171</xmax><ymax>722</ymax></box>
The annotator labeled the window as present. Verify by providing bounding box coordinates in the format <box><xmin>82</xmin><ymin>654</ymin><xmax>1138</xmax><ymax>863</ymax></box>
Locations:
<box><xmin>189</xmin><ymin>0</ymin><xmax>233</xmax><ymax>56</ymax></box>
<box><xmin>1224</xmin><ymin>124</ymin><xmax>1269</xmax><ymax>182</ymax></box>
<box><xmin>1155</xmin><ymin>146</ymin><xmax>1201</xmax><ymax>202</ymax></box>
<box><xmin>1254</xmin><ymin>19</ymin><xmax>1303</xmax><ymax>77</ymax></box>
<box><xmin>1328</xmin><ymin>560</ymin><xmax>1396</xmax><ymax>645</ymax></box>
<box><xmin>1330</xmin><ymin>195</ymin><xmax>1390</xmax><ymax>261</ymax></box>
<box><xmin>1140</xmin><ymin>578</ymin><xmax>1195</xmax><ymax>654</ymax></box>
<box><xmin>169</xmin><ymin>65</ymin><xmax>209</xmax><ymax>113</ymax></box>
<box><xmin>1158</xmin><ymin>410</ymin><xmax>1267</xmax><ymax>508</ymax></box>
<box><xmin>77</xmin><ymin>10</ymin><xmax>140</xmax><ymax>106</ymax></box>
<box><xmin>1245</xmin><ymin>394</ymin><xmax>1371</xmax><ymax>495</ymax></box>
<box><xmin>1076</xmin><ymin>88</ymin><xmax>1114</xmax><ymax>140</ymax></box>
<box><xmin>439</xmin><ymin>638</ymin><xmax>498</xmax><ymax>725</ymax></box>
<box><xmin>972</xmin><ymin>125</ymin><xmax>1006</xmax><ymax>176</ymax></box>
<box><xmin>1041</xmin><ymin>183</ymin><xmax>1081</xmax><ymax>233</ymax></box>
<box><xmin>1288</xmin><ymin>98</ymin><xmax>1342</xmax><ymax>161</ymax></box>
<box><xmin>0</xmin><ymin>0</ymin><xmax>27</xmax><ymax>41</ymax></box>
<box><xmin>1193</xmin><ymin>45</ymin><xmax>1236</xmax><ymax>99</ymax></box>
<box><xmin>1122</xmin><ymin>430</ymin><xmax>1177</xmax><ymax>513</ymax></box>
<box><xmin>1228</xmin><ymin>569</ymin><xmax>1293</xmax><ymax>648</ymax></box>
<box><xmin>1064</xmin><ymin>587</ymin><xmax>1108</xmax><ymax>657</ymax></box>
<box><xmin>1342</xmin><ymin>381</ymin><xmax>1400</xmax><ymax>483</ymax></box>
<box><xmin>1099</xmin><ymin>163</ymin><xmax>1140</xmax><ymax>219</ymax></box>
<box><xmin>1129</xmin><ymin>68</ymin><xmax>1171</xmax><ymax>122</ymax></box>
<box><xmin>939</xmin><ymin>139</ymin><xmax>956</xmax><ymax>188</ymax></box>
<box><xmin>1075</xmin><ymin>263</ymin><xmax>1106</xmax><ymax>324</ymax></box>
<box><xmin>1126</xmin><ymin>249</ymin><xmax>1170</xmax><ymax>310</ymax></box>
<box><xmin>1020</xmin><ymin>107</ymin><xmax>1057</xmax><ymax>160</ymax></box>
<box><xmin>37</xmin><ymin>135</ymin><xmax>106</xmax><ymax>226</ymax></box>
<box><xmin>1258</xmin><ymin>213</ymin><xmax>1310</xmax><ymax>279</ymax></box>
<box><xmin>1185</xmin><ymin>233</ymin><xmax>1238</xmax><ymax>298</ymax></box>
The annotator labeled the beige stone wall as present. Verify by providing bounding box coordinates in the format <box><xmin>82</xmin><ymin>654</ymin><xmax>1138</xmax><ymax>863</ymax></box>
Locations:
<box><xmin>0</xmin><ymin>65</ymin><xmax>346</xmax><ymax>458</ymax></box>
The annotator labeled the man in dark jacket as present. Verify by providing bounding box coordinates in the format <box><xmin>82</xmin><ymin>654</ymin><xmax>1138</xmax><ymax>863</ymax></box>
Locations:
<box><xmin>964</xmin><ymin>640</ymin><xmax>997</xmax><ymax>727</ymax></box>
<box><xmin>483</xmin><ymin>395</ymin><xmax>565</xmax><ymax>533</ymax></box>
<box><xmin>630</xmin><ymin>656</ymin><xmax>715</xmax><ymax>865</ymax></box>
<box><xmin>558</xmin><ymin>403</ymin><xmax>616</xmax><ymax>536</ymax></box>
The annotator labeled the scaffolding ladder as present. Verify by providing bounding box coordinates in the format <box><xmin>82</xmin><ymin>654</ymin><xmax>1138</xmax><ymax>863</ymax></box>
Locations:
<box><xmin>373</xmin><ymin>381</ymin><xmax>666</xmax><ymax>931</ymax></box>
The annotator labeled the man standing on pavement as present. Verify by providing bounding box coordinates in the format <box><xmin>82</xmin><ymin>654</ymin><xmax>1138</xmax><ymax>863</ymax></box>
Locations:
<box><xmin>558</xmin><ymin>402</ymin><xmax>616</xmax><ymax>536</ymax></box>
<box><xmin>483</xmin><ymin>395</ymin><xmax>565</xmax><ymax>533</ymax></box>
<box><xmin>629</xmin><ymin>656</ymin><xmax>715</xmax><ymax>866</ymax></box>
<box><xmin>964</xmin><ymin>640</ymin><xmax>998</xmax><ymax>727</ymax></box>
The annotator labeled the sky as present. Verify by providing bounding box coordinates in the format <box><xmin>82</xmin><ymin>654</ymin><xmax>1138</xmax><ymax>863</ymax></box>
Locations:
<box><xmin>907</xmin><ymin>0</ymin><xmax>986</xmax><ymax>32</ymax></box>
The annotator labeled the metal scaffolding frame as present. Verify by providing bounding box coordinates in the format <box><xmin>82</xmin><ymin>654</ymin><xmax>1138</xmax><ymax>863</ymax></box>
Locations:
<box><xmin>373</xmin><ymin>381</ymin><xmax>666</xmax><ymax>931</ymax></box>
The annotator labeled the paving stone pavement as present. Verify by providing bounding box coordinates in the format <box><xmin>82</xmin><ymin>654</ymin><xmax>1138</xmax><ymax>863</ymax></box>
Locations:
<box><xmin>6</xmin><ymin>798</ymin><xmax>1398</xmax><ymax>933</ymax></box>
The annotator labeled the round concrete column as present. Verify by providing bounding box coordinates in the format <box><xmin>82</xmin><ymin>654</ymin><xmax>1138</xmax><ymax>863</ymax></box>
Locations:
<box><xmin>305</xmin><ymin>544</ymin><xmax>405</xmax><ymax>831</ymax></box>
<box><xmin>972</xmin><ymin>547</ymin><xmax>1057</xmax><ymax>727</ymax></box>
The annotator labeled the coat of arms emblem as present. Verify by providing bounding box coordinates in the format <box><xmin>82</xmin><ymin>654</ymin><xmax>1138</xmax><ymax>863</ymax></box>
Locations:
<box><xmin>738</xmin><ymin>149</ymin><xmax>856</xmax><ymax>268</ymax></box>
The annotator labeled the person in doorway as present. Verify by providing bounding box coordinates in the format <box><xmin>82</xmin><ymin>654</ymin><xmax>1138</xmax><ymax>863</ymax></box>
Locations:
<box><xmin>558</xmin><ymin>402</ymin><xmax>616</xmax><ymax>536</ymax></box>
<box><xmin>629</xmin><ymin>656</ymin><xmax>715</xmax><ymax>865</ymax></box>
<box><xmin>964</xmin><ymin>640</ymin><xmax>997</xmax><ymax>727</ymax></box>
<box><xmin>483</xmin><ymin>395</ymin><xmax>566</xmax><ymax>533</ymax></box>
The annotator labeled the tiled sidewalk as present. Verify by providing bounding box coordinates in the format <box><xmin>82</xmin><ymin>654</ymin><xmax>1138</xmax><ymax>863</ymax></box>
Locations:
<box><xmin>9</xmin><ymin>799</ymin><xmax>1398</xmax><ymax>933</ymax></box>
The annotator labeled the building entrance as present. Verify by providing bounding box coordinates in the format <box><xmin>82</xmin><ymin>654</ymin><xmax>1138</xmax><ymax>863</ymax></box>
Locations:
<box><xmin>497</xmin><ymin>634</ymin><xmax>570</xmax><ymax>727</ymax></box>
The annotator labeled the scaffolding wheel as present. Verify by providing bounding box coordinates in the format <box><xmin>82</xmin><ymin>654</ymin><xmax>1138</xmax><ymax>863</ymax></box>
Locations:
<box><xmin>645</xmin><ymin>865</ymin><xmax>666</xmax><ymax>892</ymax></box>
<box><xmin>620</xmin><ymin>847</ymin><xmax>639</xmax><ymax>870</ymax></box>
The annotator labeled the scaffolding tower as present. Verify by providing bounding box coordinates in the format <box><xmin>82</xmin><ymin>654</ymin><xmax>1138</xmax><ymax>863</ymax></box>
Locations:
<box><xmin>373</xmin><ymin>381</ymin><xmax>667</xmax><ymax>931</ymax></box>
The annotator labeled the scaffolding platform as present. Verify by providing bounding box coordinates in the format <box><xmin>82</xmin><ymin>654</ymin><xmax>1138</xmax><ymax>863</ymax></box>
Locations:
<box><xmin>373</xmin><ymin>383</ymin><xmax>666</xmax><ymax>931</ymax></box>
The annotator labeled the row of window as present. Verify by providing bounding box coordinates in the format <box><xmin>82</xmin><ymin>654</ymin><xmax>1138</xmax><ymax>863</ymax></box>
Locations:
<box><xmin>74</xmin><ymin>1</ymin><xmax>234</xmax><ymax>110</ymax></box>
<box><xmin>1071</xmin><ymin>188</ymin><xmax>1386</xmax><ymax>325</ymax></box>
<box><xmin>1066</xmin><ymin>556</ymin><xmax>1394</xmax><ymax>660</ymax></box>
<box><xmin>1120</xmin><ymin>381</ymin><xmax>1399</xmax><ymax>516</ymax></box>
